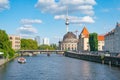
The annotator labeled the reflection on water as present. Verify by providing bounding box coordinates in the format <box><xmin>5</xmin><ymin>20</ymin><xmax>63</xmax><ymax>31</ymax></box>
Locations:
<box><xmin>0</xmin><ymin>54</ymin><xmax>120</xmax><ymax>80</ymax></box>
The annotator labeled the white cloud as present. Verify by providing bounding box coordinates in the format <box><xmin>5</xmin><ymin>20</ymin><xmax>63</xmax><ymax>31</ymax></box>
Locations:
<box><xmin>17</xmin><ymin>25</ymin><xmax>38</xmax><ymax>36</ymax></box>
<box><xmin>71</xmin><ymin>16</ymin><xmax>95</xmax><ymax>23</ymax></box>
<box><xmin>54</xmin><ymin>15</ymin><xmax>94</xmax><ymax>24</ymax></box>
<box><xmin>54</xmin><ymin>15</ymin><xmax>66</xmax><ymax>20</ymax></box>
<box><xmin>21</xmin><ymin>19</ymin><xmax>42</xmax><ymax>24</ymax></box>
<box><xmin>35</xmin><ymin>0</ymin><xmax>96</xmax><ymax>15</ymax></box>
<box><xmin>101</xmin><ymin>9</ymin><xmax>110</xmax><ymax>13</ymax></box>
<box><xmin>0</xmin><ymin>0</ymin><xmax>9</xmax><ymax>11</ymax></box>
<box><xmin>117</xmin><ymin>8</ymin><xmax>120</xmax><ymax>11</ymax></box>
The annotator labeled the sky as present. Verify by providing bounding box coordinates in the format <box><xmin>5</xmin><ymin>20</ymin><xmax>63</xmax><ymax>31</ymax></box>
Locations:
<box><xmin>0</xmin><ymin>0</ymin><xmax>120</xmax><ymax>44</ymax></box>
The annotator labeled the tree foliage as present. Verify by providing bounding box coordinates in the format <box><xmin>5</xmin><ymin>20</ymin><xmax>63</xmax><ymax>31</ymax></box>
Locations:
<box><xmin>0</xmin><ymin>30</ymin><xmax>15</xmax><ymax>58</ymax></box>
<box><xmin>21</xmin><ymin>39</ymin><xmax>38</xmax><ymax>50</ymax></box>
<box><xmin>50</xmin><ymin>44</ymin><xmax>58</xmax><ymax>50</ymax></box>
<box><xmin>38</xmin><ymin>44</ymin><xmax>58</xmax><ymax>50</ymax></box>
<box><xmin>89</xmin><ymin>33</ymin><xmax>98</xmax><ymax>51</ymax></box>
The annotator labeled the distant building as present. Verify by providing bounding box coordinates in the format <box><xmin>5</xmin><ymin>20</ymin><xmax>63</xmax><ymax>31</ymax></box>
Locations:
<box><xmin>105</xmin><ymin>23</ymin><xmax>120</xmax><ymax>53</ymax></box>
<box><xmin>59</xmin><ymin>32</ymin><xmax>78</xmax><ymax>51</ymax></box>
<box><xmin>98</xmin><ymin>35</ymin><xmax>105</xmax><ymax>51</ymax></box>
<box><xmin>35</xmin><ymin>36</ymin><xmax>40</xmax><ymax>46</ymax></box>
<box><xmin>9</xmin><ymin>35</ymin><xmax>21</xmax><ymax>50</ymax></box>
<box><xmin>43</xmin><ymin>38</ymin><xmax>50</xmax><ymax>45</ymax></box>
<box><xmin>77</xmin><ymin>27</ymin><xmax>90</xmax><ymax>51</ymax></box>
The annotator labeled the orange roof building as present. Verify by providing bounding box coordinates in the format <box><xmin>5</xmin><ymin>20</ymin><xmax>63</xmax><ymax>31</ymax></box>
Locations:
<box><xmin>80</xmin><ymin>27</ymin><xmax>89</xmax><ymax>38</ymax></box>
<box><xmin>98</xmin><ymin>35</ymin><xmax>104</xmax><ymax>41</ymax></box>
<box><xmin>78</xmin><ymin>27</ymin><xmax>90</xmax><ymax>51</ymax></box>
<box><xmin>78</xmin><ymin>27</ymin><xmax>105</xmax><ymax>51</ymax></box>
<box><xmin>98</xmin><ymin>35</ymin><xmax>105</xmax><ymax>51</ymax></box>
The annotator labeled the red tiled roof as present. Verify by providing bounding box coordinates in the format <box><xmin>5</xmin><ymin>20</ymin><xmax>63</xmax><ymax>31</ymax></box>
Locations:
<box><xmin>98</xmin><ymin>35</ymin><xmax>104</xmax><ymax>41</ymax></box>
<box><xmin>80</xmin><ymin>27</ymin><xmax>89</xmax><ymax>38</ymax></box>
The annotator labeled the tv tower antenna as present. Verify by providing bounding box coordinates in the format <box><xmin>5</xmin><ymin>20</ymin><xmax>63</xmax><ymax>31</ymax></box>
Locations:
<box><xmin>65</xmin><ymin>7</ymin><xmax>69</xmax><ymax>33</ymax></box>
<box><xmin>74</xmin><ymin>30</ymin><xmax>78</xmax><ymax>38</ymax></box>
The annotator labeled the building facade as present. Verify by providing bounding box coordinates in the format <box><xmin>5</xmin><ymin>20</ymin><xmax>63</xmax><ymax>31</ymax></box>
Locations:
<box><xmin>105</xmin><ymin>23</ymin><xmax>120</xmax><ymax>53</ymax></box>
<box><xmin>77</xmin><ymin>27</ymin><xmax>105</xmax><ymax>51</ymax></box>
<box><xmin>98</xmin><ymin>35</ymin><xmax>104</xmax><ymax>51</ymax></box>
<box><xmin>77</xmin><ymin>27</ymin><xmax>90</xmax><ymax>51</ymax></box>
<box><xmin>35</xmin><ymin>36</ymin><xmax>40</xmax><ymax>46</ymax></box>
<box><xmin>43</xmin><ymin>38</ymin><xmax>50</xmax><ymax>45</ymax></box>
<box><xmin>59</xmin><ymin>32</ymin><xmax>78</xmax><ymax>51</ymax></box>
<box><xmin>9</xmin><ymin>35</ymin><xmax>21</xmax><ymax>50</ymax></box>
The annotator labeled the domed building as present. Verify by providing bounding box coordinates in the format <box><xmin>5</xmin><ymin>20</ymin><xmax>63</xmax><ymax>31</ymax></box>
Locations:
<box><xmin>59</xmin><ymin>32</ymin><xmax>78</xmax><ymax>51</ymax></box>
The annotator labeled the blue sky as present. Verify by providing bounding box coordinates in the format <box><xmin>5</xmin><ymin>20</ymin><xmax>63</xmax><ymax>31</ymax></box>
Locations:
<box><xmin>0</xmin><ymin>0</ymin><xmax>120</xmax><ymax>44</ymax></box>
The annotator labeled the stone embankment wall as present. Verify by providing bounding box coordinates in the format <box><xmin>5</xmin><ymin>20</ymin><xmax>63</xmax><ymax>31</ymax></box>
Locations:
<box><xmin>0</xmin><ymin>59</ymin><xmax>5</xmax><ymax>66</ymax></box>
<box><xmin>65</xmin><ymin>52</ymin><xmax>120</xmax><ymax>67</ymax></box>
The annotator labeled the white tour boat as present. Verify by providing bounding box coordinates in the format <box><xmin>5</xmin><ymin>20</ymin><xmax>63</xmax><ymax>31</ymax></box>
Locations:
<box><xmin>18</xmin><ymin>57</ymin><xmax>26</xmax><ymax>63</ymax></box>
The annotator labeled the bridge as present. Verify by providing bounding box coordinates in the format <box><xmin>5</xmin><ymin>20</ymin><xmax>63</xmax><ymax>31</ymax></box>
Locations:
<box><xmin>19</xmin><ymin>50</ymin><xmax>65</xmax><ymax>55</ymax></box>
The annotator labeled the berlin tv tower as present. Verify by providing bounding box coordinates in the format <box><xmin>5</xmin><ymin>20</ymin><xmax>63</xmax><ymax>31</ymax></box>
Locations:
<box><xmin>65</xmin><ymin>7</ymin><xmax>69</xmax><ymax>33</ymax></box>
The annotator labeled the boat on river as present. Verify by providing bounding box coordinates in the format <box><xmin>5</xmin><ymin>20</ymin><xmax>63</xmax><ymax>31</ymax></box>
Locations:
<box><xmin>47</xmin><ymin>53</ymin><xmax>50</xmax><ymax>56</ymax></box>
<box><xmin>18</xmin><ymin>57</ymin><xmax>26</xmax><ymax>63</ymax></box>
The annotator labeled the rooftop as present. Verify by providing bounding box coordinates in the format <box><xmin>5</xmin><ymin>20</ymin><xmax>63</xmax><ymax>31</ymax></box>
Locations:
<box><xmin>80</xmin><ymin>27</ymin><xmax>89</xmax><ymax>38</ymax></box>
<box><xmin>98</xmin><ymin>35</ymin><xmax>104</xmax><ymax>41</ymax></box>
<box><xmin>63</xmin><ymin>32</ymin><xmax>77</xmax><ymax>40</ymax></box>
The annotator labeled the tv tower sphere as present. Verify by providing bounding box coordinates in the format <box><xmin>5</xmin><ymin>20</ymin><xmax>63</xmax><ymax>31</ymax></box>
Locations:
<box><xmin>65</xmin><ymin>19</ymin><xmax>69</xmax><ymax>25</ymax></box>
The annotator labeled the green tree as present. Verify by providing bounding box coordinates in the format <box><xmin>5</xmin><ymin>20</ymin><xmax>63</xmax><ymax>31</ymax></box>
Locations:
<box><xmin>50</xmin><ymin>44</ymin><xmax>58</xmax><ymax>50</ymax></box>
<box><xmin>0</xmin><ymin>30</ymin><xmax>15</xmax><ymax>58</ymax></box>
<box><xmin>89</xmin><ymin>33</ymin><xmax>98</xmax><ymax>51</ymax></box>
<box><xmin>21</xmin><ymin>39</ymin><xmax>38</xmax><ymax>50</ymax></box>
<box><xmin>38</xmin><ymin>44</ymin><xmax>57</xmax><ymax>50</ymax></box>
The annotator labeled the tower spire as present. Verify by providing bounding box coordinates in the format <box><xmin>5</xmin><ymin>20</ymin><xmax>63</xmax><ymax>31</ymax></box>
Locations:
<box><xmin>65</xmin><ymin>7</ymin><xmax>69</xmax><ymax>33</ymax></box>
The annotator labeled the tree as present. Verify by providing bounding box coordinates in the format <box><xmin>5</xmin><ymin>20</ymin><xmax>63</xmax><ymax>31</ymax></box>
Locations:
<box><xmin>89</xmin><ymin>33</ymin><xmax>98</xmax><ymax>51</ymax></box>
<box><xmin>0</xmin><ymin>29</ymin><xmax>15</xmax><ymax>58</ymax></box>
<box><xmin>38</xmin><ymin>44</ymin><xmax>58</xmax><ymax>50</ymax></box>
<box><xmin>21</xmin><ymin>39</ymin><xmax>38</xmax><ymax>50</ymax></box>
<box><xmin>50</xmin><ymin>44</ymin><xmax>58</xmax><ymax>50</ymax></box>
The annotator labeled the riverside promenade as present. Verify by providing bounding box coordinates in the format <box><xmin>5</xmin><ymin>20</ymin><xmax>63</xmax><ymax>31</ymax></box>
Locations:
<box><xmin>65</xmin><ymin>51</ymin><xmax>120</xmax><ymax>67</ymax></box>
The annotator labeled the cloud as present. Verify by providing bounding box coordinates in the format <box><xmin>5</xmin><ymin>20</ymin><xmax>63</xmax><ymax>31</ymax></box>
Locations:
<box><xmin>17</xmin><ymin>25</ymin><xmax>38</xmax><ymax>37</ymax></box>
<box><xmin>18</xmin><ymin>19</ymin><xmax>43</xmax><ymax>37</ymax></box>
<box><xmin>35</xmin><ymin>0</ymin><xmax>96</xmax><ymax>15</ymax></box>
<box><xmin>21</xmin><ymin>19</ymin><xmax>42</xmax><ymax>24</ymax></box>
<box><xmin>0</xmin><ymin>0</ymin><xmax>9</xmax><ymax>11</ymax></box>
<box><xmin>101</xmin><ymin>9</ymin><xmax>110</xmax><ymax>13</ymax></box>
<box><xmin>70</xmin><ymin>16</ymin><xmax>95</xmax><ymax>24</ymax></box>
<box><xmin>54</xmin><ymin>15</ymin><xmax>95</xmax><ymax>24</ymax></box>
<box><xmin>54</xmin><ymin>15</ymin><xmax>66</xmax><ymax>20</ymax></box>
<box><xmin>117</xmin><ymin>8</ymin><xmax>120</xmax><ymax>11</ymax></box>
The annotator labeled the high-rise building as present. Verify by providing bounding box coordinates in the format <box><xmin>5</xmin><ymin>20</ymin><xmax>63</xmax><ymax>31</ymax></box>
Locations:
<box><xmin>35</xmin><ymin>36</ymin><xmax>40</xmax><ymax>46</ymax></box>
<box><xmin>9</xmin><ymin>35</ymin><xmax>21</xmax><ymax>50</ymax></box>
<box><xmin>43</xmin><ymin>38</ymin><xmax>50</xmax><ymax>45</ymax></box>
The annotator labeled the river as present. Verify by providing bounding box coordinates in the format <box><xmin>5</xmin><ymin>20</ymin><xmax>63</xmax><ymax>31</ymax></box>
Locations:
<box><xmin>0</xmin><ymin>53</ymin><xmax>120</xmax><ymax>80</ymax></box>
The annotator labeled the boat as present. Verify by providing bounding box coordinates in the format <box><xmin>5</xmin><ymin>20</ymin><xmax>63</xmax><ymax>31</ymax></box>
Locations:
<box><xmin>18</xmin><ymin>57</ymin><xmax>26</xmax><ymax>63</ymax></box>
<box><xmin>47</xmin><ymin>53</ymin><xmax>50</xmax><ymax>56</ymax></box>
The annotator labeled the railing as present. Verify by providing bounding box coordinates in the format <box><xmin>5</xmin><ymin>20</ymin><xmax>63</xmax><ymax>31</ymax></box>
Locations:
<box><xmin>19</xmin><ymin>50</ymin><xmax>65</xmax><ymax>54</ymax></box>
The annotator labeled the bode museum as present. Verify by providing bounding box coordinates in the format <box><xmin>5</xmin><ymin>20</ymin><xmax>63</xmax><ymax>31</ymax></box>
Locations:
<box><xmin>59</xmin><ymin>27</ymin><xmax>105</xmax><ymax>52</ymax></box>
<box><xmin>59</xmin><ymin>32</ymin><xmax>78</xmax><ymax>51</ymax></box>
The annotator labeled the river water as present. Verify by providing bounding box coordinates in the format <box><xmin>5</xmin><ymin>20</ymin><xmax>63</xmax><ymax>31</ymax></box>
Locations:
<box><xmin>0</xmin><ymin>54</ymin><xmax>120</xmax><ymax>80</ymax></box>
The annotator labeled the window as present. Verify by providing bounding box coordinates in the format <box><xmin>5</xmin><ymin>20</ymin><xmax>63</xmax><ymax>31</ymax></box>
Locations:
<box><xmin>10</xmin><ymin>37</ymin><xmax>12</xmax><ymax>39</ymax></box>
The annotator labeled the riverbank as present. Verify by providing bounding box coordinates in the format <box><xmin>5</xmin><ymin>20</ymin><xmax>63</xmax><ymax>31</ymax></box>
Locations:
<box><xmin>0</xmin><ymin>59</ymin><xmax>5</xmax><ymax>66</ymax></box>
<box><xmin>0</xmin><ymin>53</ymin><xmax>18</xmax><ymax>67</ymax></box>
<box><xmin>65</xmin><ymin>51</ymin><xmax>120</xmax><ymax>67</ymax></box>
